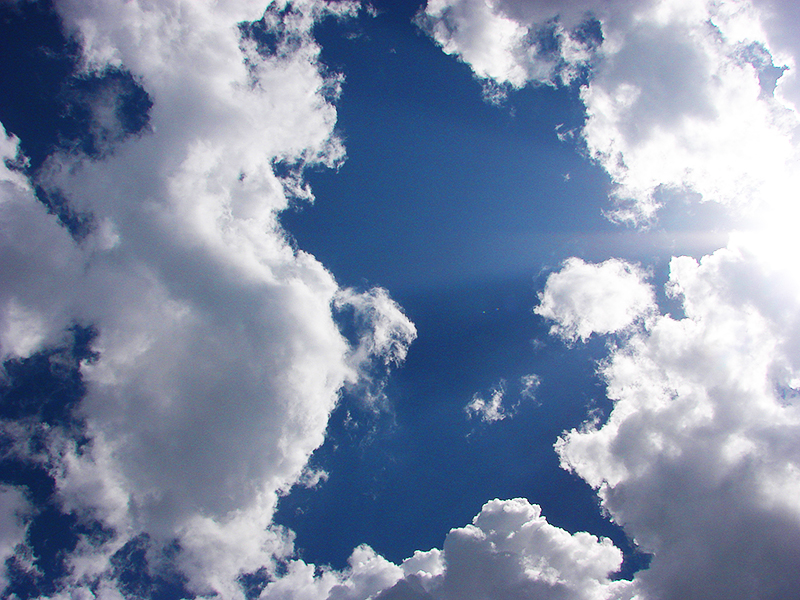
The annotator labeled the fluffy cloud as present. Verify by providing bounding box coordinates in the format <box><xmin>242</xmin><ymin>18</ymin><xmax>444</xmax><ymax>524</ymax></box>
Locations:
<box><xmin>416</xmin><ymin>0</ymin><xmax>600</xmax><ymax>99</ymax></box>
<box><xmin>0</xmin><ymin>0</ymin><xmax>415</xmax><ymax>597</ymax></box>
<box><xmin>429</xmin><ymin>0</ymin><xmax>800</xmax><ymax>595</ymax></box>
<box><xmin>538</xmin><ymin>239</ymin><xmax>800</xmax><ymax>599</ymax></box>
<box><xmin>0</xmin><ymin>127</ymin><xmax>84</xmax><ymax>361</ymax></box>
<box><xmin>535</xmin><ymin>257</ymin><xmax>655</xmax><ymax>342</ymax></box>
<box><xmin>425</xmin><ymin>498</ymin><xmax>632</xmax><ymax>600</ymax></box>
<box><xmin>258</xmin><ymin>498</ymin><xmax>632</xmax><ymax>600</ymax></box>
<box><xmin>419</xmin><ymin>0</ymin><xmax>800</xmax><ymax>222</ymax></box>
<box><xmin>420</xmin><ymin>2</ymin><xmax>800</xmax><ymax>593</ymax></box>
<box><xmin>259</xmin><ymin>545</ymin><xmax>406</xmax><ymax>600</ymax></box>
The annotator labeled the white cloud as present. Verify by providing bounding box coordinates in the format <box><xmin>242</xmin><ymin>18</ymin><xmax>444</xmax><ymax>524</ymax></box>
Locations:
<box><xmin>535</xmin><ymin>257</ymin><xmax>655</xmax><ymax>342</ymax></box>
<box><xmin>258</xmin><ymin>545</ymin><xmax>405</xmax><ymax>600</ymax></box>
<box><xmin>466</xmin><ymin>376</ymin><xmax>540</xmax><ymax>423</ymax></box>
<box><xmin>0</xmin><ymin>0</ymin><xmax>414</xmax><ymax>597</ymax></box>
<box><xmin>337</xmin><ymin>286</ymin><xmax>419</xmax><ymax>391</ymax></box>
<box><xmin>0</xmin><ymin>127</ymin><xmax>84</xmax><ymax>362</ymax></box>
<box><xmin>465</xmin><ymin>382</ymin><xmax>508</xmax><ymax>423</ymax></box>
<box><xmin>257</xmin><ymin>498</ymin><xmax>632</xmax><ymax>600</ymax></box>
<box><xmin>432</xmin><ymin>498</ymin><xmax>633</xmax><ymax>600</ymax></box>
<box><xmin>546</xmin><ymin>237</ymin><xmax>800</xmax><ymax>599</ymax></box>
<box><xmin>421</xmin><ymin>1</ymin><xmax>800</xmax><ymax>596</ymax></box>
<box><xmin>520</xmin><ymin>373</ymin><xmax>541</xmax><ymax>401</ymax></box>
<box><xmin>580</xmin><ymin>1</ymin><xmax>800</xmax><ymax>224</ymax></box>
<box><xmin>416</xmin><ymin>0</ymin><xmax>597</xmax><ymax>90</ymax></box>
<box><xmin>417</xmin><ymin>0</ymin><xmax>531</xmax><ymax>88</ymax></box>
<box><xmin>313</xmin><ymin>498</ymin><xmax>634</xmax><ymax>600</ymax></box>
<box><xmin>418</xmin><ymin>0</ymin><xmax>800</xmax><ymax>224</ymax></box>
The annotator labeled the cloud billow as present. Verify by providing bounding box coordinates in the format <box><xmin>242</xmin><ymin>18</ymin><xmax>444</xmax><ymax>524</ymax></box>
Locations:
<box><xmin>418</xmin><ymin>0</ymin><xmax>800</xmax><ymax>224</ymax></box>
<box><xmin>550</xmin><ymin>241</ymin><xmax>800</xmax><ymax>599</ymax></box>
<box><xmin>0</xmin><ymin>0</ymin><xmax>414</xmax><ymax>597</ymax></box>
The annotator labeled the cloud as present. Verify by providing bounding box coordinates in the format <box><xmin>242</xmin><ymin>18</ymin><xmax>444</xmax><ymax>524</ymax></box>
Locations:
<box><xmin>257</xmin><ymin>498</ymin><xmax>632</xmax><ymax>600</ymax></box>
<box><xmin>465</xmin><ymin>375</ymin><xmax>541</xmax><ymax>424</ymax></box>
<box><xmin>420</xmin><ymin>1</ymin><xmax>800</xmax><ymax>596</ymax></box>
<box><xmin>0</xmin><ymin>485</ymin><xmax>30</xmax><ymax>591</ymax></box>
<box><xmin>336</xmin><ymin>286</ymin><xmax>418</xmax><ymax>405</ymax></box>
<box><xmin>535</xmin><ymin>257</ymin><xmax>655</xmax><ymax>342</ymax></box>
<box><xmin>0</xmin><ymin>127</ymin><xmax>84</xmax><ymax>361</ymax></box>
<box><xmin>429</xmin><ymin>498</ymin><xmax>632</xmax><ymax>600</ymax></box>
<box><xmin>418</xmin><ymin>0</ymin><xmax>800</xmax><ymax>223</ymax></box>
<box><xmin>415</xmin><ymin>0</ymin><xmax>598</xmax><ymax>92</ymax></box>
<box><xmin>465</xmin><ymin>381</ymin><xmax>508</xmax><ymax>423</ymax></box>
<box><xmin>0</xmin><ymin>0</ymin><xmax>415</xmax><ymax>597</ymax></box>
<box><xmin>520</xmin><ymin>373</ymin><xmax>541</xmax><ymax>401</ymax></box>
<box><xmin>542</xmin><ymin>238</ymin><xmax>800</xmax><ymax>599</ymax></box>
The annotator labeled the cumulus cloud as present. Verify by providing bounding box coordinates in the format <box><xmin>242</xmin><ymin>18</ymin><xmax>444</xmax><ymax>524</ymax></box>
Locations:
<box><xmin>383</xmin><ymin>2</ymin><xmax>800</xmax><ymax>599</ymax></box>
<box><xmin>258</xmin><ymin>498</ymin><xmax>632</xmax><ymax>600</ymax></box>
<box><xmin>536</xmin><ymin>237</ymin><xmax>800</xmax><ymax>599</ymax></box>
<box><xmin>418</xmin><ymin>0</ymin><xmax>800</xmax><ymax>223</ymax></box>
<box><xmin>260</xmin><ymin>544</ymin><xmax>406</xmax><ymax>600</ymax></box>
<box><xmin>419</xmin><ymin>9</ymin><xmax>800</xmax><ymax>595</ymax></box>
<box><xmin>0</xmin><ymin>0</ymin><xmax>415</xmax><ymax>597</ymax></box>
<box><xmin>427</xmin><ymin>498</ymin><xmax>632</xmax><ymax>600</ymax></box>
<box><xmin>535</xmin><ymin>257</ymin><xmax>655</xmax><ymax>342</ymax></box>
<box><xmin>424</xmin><ymin>0</ymin><xmax>800</xmax><ymax>595</ymax></box>
<box><xmin>416</xmin><ymin>0</ymin><xmax>598</xmax><ymax>93</ymax></box>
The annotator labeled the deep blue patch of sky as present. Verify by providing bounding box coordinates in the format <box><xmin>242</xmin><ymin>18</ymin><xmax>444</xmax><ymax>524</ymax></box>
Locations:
<box><xmin>275</xmin><ymin>0</ymin><xmax>657</xmax><ymax>579</ymax></box>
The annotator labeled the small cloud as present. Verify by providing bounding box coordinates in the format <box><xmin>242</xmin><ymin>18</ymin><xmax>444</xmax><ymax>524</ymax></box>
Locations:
<box><xmin>466</xmin><ymin>376</ymin><xmax>541</xmax><ymax>425</ymax></box>
<box><xmin>535</xmin><ymin>257</ymin><xmax>655</xmax><ymax>343</ymax></box>
<box><xmin>481</xmin><ymin>79</ymin><xmax>510</xmax><ymax>105</ymax></box>
<box><xmin>520</xmin><ymin>374</ymin><xmax>541</xmax><ymax>402</ymax></box>
<box><xmin>555</xmin><ymin>123</ymin><xmax>576</xmax><ymax>143</ymax></box>
<box><xmin>297</xmin><ymin>467</ymin><xmax>329</xmax><ymax>490</ymax></box>
<box><xmin>465</xmin><ymin>384</ymin><xmax>508</xmax><ymax>423</ymax></box>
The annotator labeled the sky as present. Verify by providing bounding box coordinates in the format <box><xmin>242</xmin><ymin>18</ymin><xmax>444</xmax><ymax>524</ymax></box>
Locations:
<box><xmin>0</xmin><ymin>0</ymin><xmax>799</xmax><ymax>599</ymax></box>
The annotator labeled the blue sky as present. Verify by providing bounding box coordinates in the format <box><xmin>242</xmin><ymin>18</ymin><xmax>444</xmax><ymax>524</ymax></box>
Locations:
<box><xmin>1</xmin><ymin>1</ymin><xmax>800</xmax><ymax>599</ymax></box>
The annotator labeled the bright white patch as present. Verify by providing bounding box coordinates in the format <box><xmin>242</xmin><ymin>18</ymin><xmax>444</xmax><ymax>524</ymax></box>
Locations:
<box><xmin>535</xmin><ymin>258</ymin><xmax>655</xmax><ymax>342</ymax></box>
